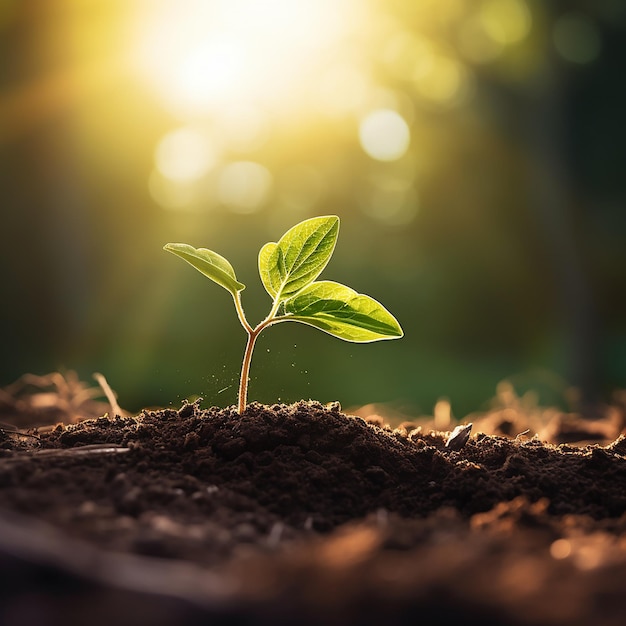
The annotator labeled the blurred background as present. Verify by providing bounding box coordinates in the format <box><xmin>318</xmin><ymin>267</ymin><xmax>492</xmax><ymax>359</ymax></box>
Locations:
<box><xmin>1</xmin><ymin>0</ymin><xmax>625</xmax><ymax>417</ymax></box>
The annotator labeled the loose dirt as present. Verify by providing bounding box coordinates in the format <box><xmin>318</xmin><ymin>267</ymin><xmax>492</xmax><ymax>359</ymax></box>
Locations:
<box><xmin>1</xmin><ymin>400</ymin><xmax>625</xmax><ymax>625</ymax></box>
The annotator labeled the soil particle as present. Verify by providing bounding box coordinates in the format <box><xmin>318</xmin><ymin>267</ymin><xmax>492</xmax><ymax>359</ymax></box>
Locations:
<box><xmin>0</xmin><ymin>400</ymin><xmax>625</xmax><ymax>625</ymax></box>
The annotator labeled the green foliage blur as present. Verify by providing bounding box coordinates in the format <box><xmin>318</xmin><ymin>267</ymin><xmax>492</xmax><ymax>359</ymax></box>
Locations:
<box><xmin>1</xmin><ymin>0</ymin><xmax>626</xmax><ymax>416</ymax></box>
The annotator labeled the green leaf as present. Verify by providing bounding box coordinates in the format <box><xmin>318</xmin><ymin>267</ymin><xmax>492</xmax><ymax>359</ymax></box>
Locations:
<box><xmin>258</xmin><ymin>242</ymin><xmax>282</xmax><ymax>297</ymax></box>
<box><xmin>163</xmin><ymin>243</ymin><xmax>245</xmax><ymax>295</ymax></box>
<box><xmin>258</xmin><ymin>216</ymin><xmax>339</xmax><ymax>301</ymax></box>
<box><xmin>284</xmin><ymin>281</ymin><xmax>403</xmax><ymax>343</ymax></box>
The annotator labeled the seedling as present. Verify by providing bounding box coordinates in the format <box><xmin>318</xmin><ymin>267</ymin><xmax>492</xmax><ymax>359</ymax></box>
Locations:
<box><xmin>164</xmin><ymin>216</ymin><xmax>403</xmax><ymax>413</ymax></box>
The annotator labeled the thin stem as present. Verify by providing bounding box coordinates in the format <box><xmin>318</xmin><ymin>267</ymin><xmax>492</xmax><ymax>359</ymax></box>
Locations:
<box><xmin>233</xmin><ymin>291</ymin><xmax>253</xmax><ymax>334</ymax></box>
<box><xmin>237</xmin><ymin>296</ymin><xmax>285</xmax><ymax>414</ymax></box>
<box><xmin>265</xmin><ymin>296</ymin><xmax>282</xmax><ymax>322</ymax></box>
<box><xmin>238</xmin><ymin>328</ymin><xmax>259</xmax><ymax>414</ymax></box>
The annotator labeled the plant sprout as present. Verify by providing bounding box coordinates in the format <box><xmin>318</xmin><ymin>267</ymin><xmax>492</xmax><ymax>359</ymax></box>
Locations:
<box><xmin>164</xmin><ymin>216</ymin><xmax>403</xmax><ymax>413</ymax></box>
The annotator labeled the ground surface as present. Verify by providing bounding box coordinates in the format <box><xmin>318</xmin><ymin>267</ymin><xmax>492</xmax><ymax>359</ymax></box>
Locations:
<box><xmin>1</xmin><ymin>398</ymin><xmax>626</xmax><ymax>625</ymax></box>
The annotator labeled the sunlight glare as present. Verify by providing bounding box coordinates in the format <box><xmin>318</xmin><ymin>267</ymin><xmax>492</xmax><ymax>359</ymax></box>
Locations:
<box><xmin>132</xmin><ymin>0</ymin><xmax>362</xmax><ymax>119</ymax></box>
<box><xmin>176</xmin><ymin>39</ymin><xmax>247</xmax><ymax>112</ymax></box>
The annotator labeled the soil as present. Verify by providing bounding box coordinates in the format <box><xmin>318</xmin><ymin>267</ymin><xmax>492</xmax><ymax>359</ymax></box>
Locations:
<box><xmin>1</xmin><ymin>396</ymin><xmax>626</xmax><ymax>625</ymax></box>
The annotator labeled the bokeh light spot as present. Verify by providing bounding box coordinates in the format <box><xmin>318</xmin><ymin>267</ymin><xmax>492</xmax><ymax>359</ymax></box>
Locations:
<box><xmin>359</xmin><ymin>109</ymin><xmax>410</xmax><ymax>162</ymax></box>
<box><xmin>480</xmin><ymin>0</ymin><xmax>532</xmax><ymax>46</ymax></box>
<box><xmin>550</xmin><ymin>539</ymin><xmax>572</xmax><ymax>560</ymax></box>
<box><xmin>553</xmin><ymin>14</ymin><xmax>602</xmax><ymax>65</ymax></box>
<box><xmin>155</xmin><ymin>128</ymin><xmax>217</xmax><ymax>182</ymax></box>
<box><xmin>217</xmin><ymin>161</ymin><xmax>273</xmax><ymax>213</ymax></box>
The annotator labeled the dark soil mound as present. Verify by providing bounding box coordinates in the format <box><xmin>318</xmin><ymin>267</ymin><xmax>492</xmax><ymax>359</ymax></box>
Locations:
<box><xmin>1</xmin><ymin>401</ymin><xmax>626</xmax><ymax>625</ymax></box>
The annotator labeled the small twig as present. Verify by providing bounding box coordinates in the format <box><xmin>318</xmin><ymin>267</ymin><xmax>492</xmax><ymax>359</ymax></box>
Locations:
<box><xmin>33</xmin><ymin>444</ymin><xmax>131</xmax><ymax>458</ymax></box>
<box><xmin>93</xmin><ymin>372</ymin><xmax>123</xmax><ymax>417</ymax></box>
